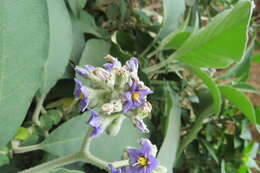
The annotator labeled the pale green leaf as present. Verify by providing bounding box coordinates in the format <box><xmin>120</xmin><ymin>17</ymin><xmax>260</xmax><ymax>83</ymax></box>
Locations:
<box><xmin>40</xmin><ymin>113</ymin><xmax>147</xmax><ymax>161</ymax></box>
<box><xmin>67</xmin><ymin>0</ymin><xmax>87</xmax><ymax>17</ymax></box>
<box><xmin>157</xmin><ymin>84</ymin><xmax>181</xmax><ymax>172</ymax></box>
<box><xmin>219</xmin><ymin>85</ymin><xmax>256</xmax><ymax>123</ymax></box>
<box><xmin>0</xmin><ymin>0</ymin><xmax>49</xmax><ymax>147</ymax></box>
<box><xmin>173</xmin><ymin>1</ymin><xmax>253</xmax><ymax>68</ymax></box>
<box><xmin>39</xmin><ymin>0</ymin><xmax>73</xmax><ymax>95</ymax></box>
<box><xmin>158</xmin><ymin>0</ymin><xmax>186</xmax><ymax>39</ymax></box>
<box><xmin>79</xmin><ymin>39</ymin><xmax>111</xmax><ymax>66</ymax></box>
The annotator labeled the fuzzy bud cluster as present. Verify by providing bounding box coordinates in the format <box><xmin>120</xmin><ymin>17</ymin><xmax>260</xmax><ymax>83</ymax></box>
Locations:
<box><xmin>73</xmin><ymin>55</ymin><xmax>153</xmax><ymax>138</ymax></box>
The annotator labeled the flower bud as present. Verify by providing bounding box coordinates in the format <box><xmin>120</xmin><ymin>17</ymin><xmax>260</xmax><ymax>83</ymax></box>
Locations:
<box><xmin>101</xmin><ymin>103</ymin><xmax>114</xmax><ymax>115</ymax></box>
<box><xmin>111</xmin><ymin>99</ymin><xmax>123</xmax><ymax>113</ymax></box>
<box><xmin>104</xmin><ymin>54</ymin><xmax>117</xmax><ymax>62</ymax></box>
<box><xmin>94</xmin><ymin>67</ymin><xmax>110</xmax><ymax>81</ymax></box>
<box><xmin>106</xmin><ymin>116</ymin><xmax>126</xmax><ymax>136</ymax></box>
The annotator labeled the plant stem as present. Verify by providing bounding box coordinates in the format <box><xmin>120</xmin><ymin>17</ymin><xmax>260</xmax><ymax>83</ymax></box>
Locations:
<box><xmin>32</xmin><ymin>95</ymin><xmax>46</xmax><ymax>126</ymax></box>
<box><xmin>112</xmin><ymin>160</ymin><xmax>129</xmax><ymax>168</ymax></box>
<box><xmin>13</xmin><ymin>144</ymin><xmax>41</xmax><ymax>154</ymax></box>
<box><xmin>175</xmin><ymin>105</ymin><xmax>214</xmax><ymax>163</ymax></box>
<box><xmin>19</xmin><ymin>152</ymin><xmax>83</xmax><ymax>173</ymax></box>
<box><xmin>143</xmin><ymin>59</ymin><xmax>170</xmax><ymax>75</ymax></box>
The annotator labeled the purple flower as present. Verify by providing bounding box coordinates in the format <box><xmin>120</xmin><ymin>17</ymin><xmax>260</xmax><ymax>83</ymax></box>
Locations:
<box><xmin>73</xmin><ymin>79</ymin><xmax>89</xmax><ymax>112</ymax></box>
<box><xmin>128</xmin><ymin>139</ymin><xmax>159</xmax><ymax>173</ymax></box>
<box><xmin>75</xmin><ymin>65</ymin><xmax>95</xmax><ymax>77</ymax></box>
<box><xmin>125</xmin><ymin>57</ymin><xmax>138</xmax><ymax>73</ymax></box>
<box><xmin>104</xmin><ymin>59</ymin><xmax>121</xmax><ymax>72</ymax></box>
<box><xmin>134</xmin><ymin>118</ymin><xmax>149</xmax><ymax>133</ymax></box>
<box><xmin>108</xmin><ymin>164</ymin><xmax>127</xmax><ymax>173</ymax></box>
<box><xmin>123</xmin><ymin>81</ymin><xmax>153</xmax><ymax>113</ymax></box>
<box><xmin>87</xmin><ymin>110</ymin><xmax>103</xmax><ymax>138</ymax></box>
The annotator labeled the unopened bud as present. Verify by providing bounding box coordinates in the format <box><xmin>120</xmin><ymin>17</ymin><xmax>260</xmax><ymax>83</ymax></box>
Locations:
<box><xmin>106</xmin><ymin>116</ymin><xmax>126</xmax><ymax>136</ymax></box>
<box><xmin>111</xmin><ymin>99</ymin><xmax>123</xmax><ymax>113</ymax></box>
<box><xmin>102</xmin><ymin>103</ymin><xmax>114</xmax><ymax>115</ymax></box>
<box><xmin>104</xmin><ymin>54</ymin><xmax>117</xmax><ymax>63</ymax></box>
<box><xmin>94</xmin><ymin>67</ymin><xmax>110</xmax><ymax>81</ymax></box>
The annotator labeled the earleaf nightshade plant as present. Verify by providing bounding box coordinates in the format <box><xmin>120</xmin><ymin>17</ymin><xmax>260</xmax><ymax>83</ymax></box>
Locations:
<box><xmin>0</xmin><ymin>0</ymin><xmax>259</xmax><ymax>173</ymax></box>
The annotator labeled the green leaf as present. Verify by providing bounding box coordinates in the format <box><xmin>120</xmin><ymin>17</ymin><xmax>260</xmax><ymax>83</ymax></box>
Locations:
<box><xmin>78</xmin><ymin>11</ymin><xmax>107</xmax><ymax>37</ymax></box>
<box><xmin>40</xmin><ymin>113</ymin><xmax>147</xmax><ymax>161</ymax></box>
<box><xmin>176</xmin><ymin>100</ymin><xmax>214</xmax><ymax>162</ymax></box>
<box><xmin>233</xmin><ymin>83</ymin><xmax>260</xmax><ymax>95</ymax></box>
<box><xmin>79</xmin><ymin>39</ymin><xmax>111</xmax><ymax>66</ymax></box>
<box><xmin>251</xmin><ymin>52</ymin><xmax>260</xmax><ymax>63</ymax></box>
<box><xmin>42</xmin><ymin>168</ymin><xmax>84</xmax><ymax>173</ymax></box>
<box><xmin>158</xmin><ymin>0</ymin><xmax>186</xmax><ymax>39</ymax></box>
<box><xmin>0</xmin><ymin>154</ymin><xmax>9</xmax><ymax>167</ymax></box>
<box><xmin>160</xmin><ymin>31</ymin><xmax>191</xmax><ymax>50</ymax></box>
<box><xmin>0</xmin><ymin>0</ymin><xmax>49</xmax><ymax>147</ymax></box>
<box><xmin>67</xmin><ymin>0</ymin><xmax>87</xmax><ymax>17</ymax></box>
<box><xmin>172</xmin><ymin>1</ymin><xmax>253</xmax><ymax>68</ymax></box>
<box><xmin>14</xmin><ymin>127</ymin><xmax>30</xmax><ymax>140</ymax></box>
<box><xmin>184</xmin><ymin>65</ymin><xmax>222</xmax><ymax>115</ymax></box>
<box><xmin>39</xmin><ymin>0</ymin><xmax>73</xmax><ymax>95</ymax></box>
<box><xmin>157</xmin><ymin>84</ymin><xmax>181</xmax><ymax>173</ymax></box>
<box><xmin>219</xmin><ymin>85</ymin><xmax>256</xmax><ymax>123</ymax></box>
<box><xmin>216</xmin><ymin>37</ymin><xmax>255</xmax><ymax>81</ymax></box>
<box><xmin>221</xmin><ymin>160</ymin><xmax>227</xmax><ymax>173</ymax></box>
<box><xmin>201</xmin><ymin>139</ymin><xmax>219</xmax><ymax>164</ymax></box>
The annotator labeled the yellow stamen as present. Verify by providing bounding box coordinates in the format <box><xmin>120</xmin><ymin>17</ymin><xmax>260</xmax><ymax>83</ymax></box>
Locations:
<box><xmin>138</xmin><ymin>156</ymin><xmax>148</xmax><ymax>166</ymax></box>
<box><xmin>79</xmin><ymin>92</ymin><xmax>85</xmax><ymax>99</ymax></box>
<box><xmin>132</xmin><ymin>92</ymin><xmax>140</xmax><ymax>101</ymax></box>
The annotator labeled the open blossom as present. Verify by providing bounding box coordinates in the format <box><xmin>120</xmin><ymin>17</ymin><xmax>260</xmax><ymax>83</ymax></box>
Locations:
<box><xmin>123</xmin><ymin>81</ymin><xmax>153</xmax><ymax>113</ymax></box>
<box><xmin>87</xmin><ymin>110</ymin><xmax>102</xmax><ymax>138</ymax></box>
<box><xmin>128</xmin><ymin>139</ymin><xmax>159</xmax><ymax>173</ymax></box>
<box><xmin>73</xmin><ymin>79</ymin><xmax>89</xmax><ymax>112</ymax></box>
<box><xmin>109</xmin><ymin>164</ymin><xmax>127</xmax><ymax>173</ymax></box>
<box><xmin>75</xmin><ymin>64</ymin><xmax>95</xmax><ymax>77</ymax></box>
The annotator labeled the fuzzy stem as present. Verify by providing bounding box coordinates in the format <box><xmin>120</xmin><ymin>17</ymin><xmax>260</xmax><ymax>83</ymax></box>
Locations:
<box><xmin>19</xmin><ymin>152</ymin><xmax>83</xmax><ymax>173</ymax></box>
<box><xmin>32</xmin><ymin>95</ymin><xmax>46</xmax><ymax>126</ymax></box>
<box><xmin>13</xmin><ymin>144</ymin><xmax>41</xmax><ymax>154</ymax></box>
<box><xmin>111</xmin><ymin>160</ymin><xmax>129</xmax><ymax>168</ymax></box>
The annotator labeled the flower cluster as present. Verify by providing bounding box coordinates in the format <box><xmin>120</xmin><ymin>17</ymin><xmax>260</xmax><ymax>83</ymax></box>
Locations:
<box><xmin>109</xmin><ymin>139</ymin><xmax>167</xmax><ymax>173</ymax></box>
<box><xmin>73</xmin><ymin>55</ymin><xmax>153</xmax><ymax>138</ymax></box>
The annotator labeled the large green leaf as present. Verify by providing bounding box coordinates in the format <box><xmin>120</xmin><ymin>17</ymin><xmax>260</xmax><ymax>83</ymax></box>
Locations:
<box><xmin>0</xmin><ymin>0</ymin><xmax>49</xmax><ymax>147</ymax></box>
<box><xmin>79</xmin><ymin>39</ymin><xmax>111</xmax><ymax>66</ymax></box>
<box><xmin>158</xmin><ymin>0</ymin><xmax>186</xmax><ymax>40</ymax></box>
<box><xmin>185</xmin><ymin>65</ymin><xmax>222</xmax><ymax>115</ymax></box>
<box><xmin>219</xmin><ymin>85</ymin><xmax>256</xmax><ymax>123</ymax></box>
<box><xmin>157</xmin><ymin>84</ymin><xmax>181</xmax><ymax>173</ymax></box>
<box><xmin>39</xmin><ymin>0</ymin><xmax>73</xmax><ymax>95</ymax></box>
<box><xmin>40</xmin><ymin>113</ymin><xmax>147</xmax><ymax>161</ymax></box>
<box><xmin>172</xmin><ymin>1</ymin><xmax>253</xmax><ymax>68</ymax></box>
